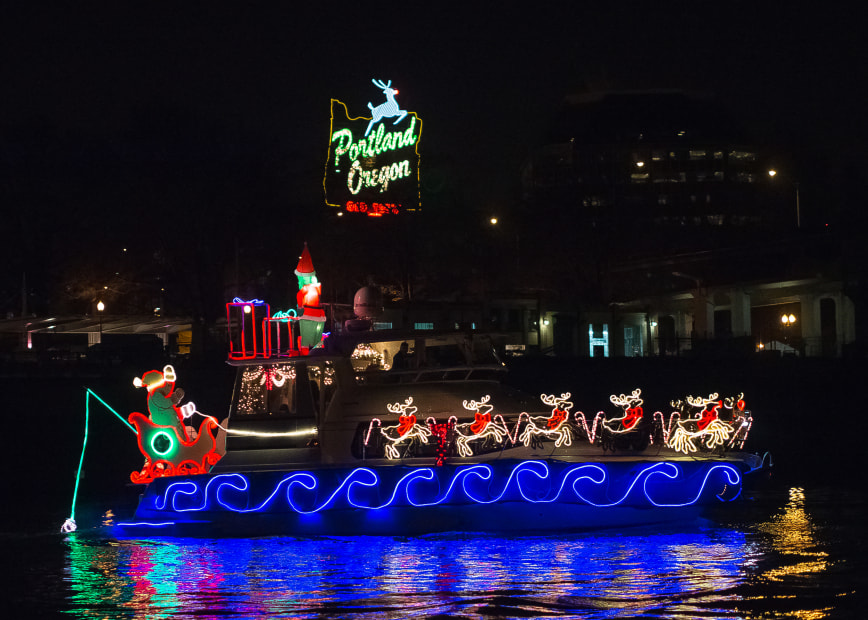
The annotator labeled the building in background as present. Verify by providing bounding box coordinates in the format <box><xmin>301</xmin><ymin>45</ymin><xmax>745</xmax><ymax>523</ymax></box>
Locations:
<box><xmin>521</xmin><ymin>90</ymin><xmax>789</xmax><ymax>238</ymax></box>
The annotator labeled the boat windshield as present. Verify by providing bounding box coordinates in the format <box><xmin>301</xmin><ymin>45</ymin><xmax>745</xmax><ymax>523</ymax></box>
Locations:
<box><xmin>349</xmin><ymin>336</ymin><xmax>503</xmax><ymax>385</ymax></box>
<box><xmin>230</xmin><ymin>361</ymin><xmax>336</xmax><ymax>420</ymax></box>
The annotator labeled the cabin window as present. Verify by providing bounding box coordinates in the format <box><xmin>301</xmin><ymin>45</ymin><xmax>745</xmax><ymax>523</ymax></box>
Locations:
<box><xmin>232</xmin><ymin>363</ymin><xmax>311</xmax><ymax>419</ymax></box>
<box><xmin>306</xmin><ymin>362</ymin><xmax>336</xmax><ymax>416</ymax></box>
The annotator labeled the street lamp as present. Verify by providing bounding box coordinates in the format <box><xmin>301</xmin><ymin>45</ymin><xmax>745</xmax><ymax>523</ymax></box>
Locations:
<box><xmin>768</xmin><ymin>169</ymin><xmax>801</xmax><ymax>229</ymax></box>
<box><xmin>780</xmin><ymin>312</ymin><xmax>797</xmax><ymax>353</ymax></box>
<box><xmin>97</xmin><ymin>301</ymin><xmax>105</xmax><ymax>337</ymax></box>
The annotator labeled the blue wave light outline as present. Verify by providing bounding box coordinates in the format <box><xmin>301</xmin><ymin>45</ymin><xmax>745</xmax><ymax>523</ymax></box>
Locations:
<box><xmin>147</xmin><ymin>460</ymin><xmax>742</xmax><ymax>516</ymax></box>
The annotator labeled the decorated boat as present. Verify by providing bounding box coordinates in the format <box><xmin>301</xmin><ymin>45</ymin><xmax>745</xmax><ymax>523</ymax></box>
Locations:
<box><xmin>113</xmin><ymin>246</ymin><xmax>766</xmax><ymax>537</ymax></box>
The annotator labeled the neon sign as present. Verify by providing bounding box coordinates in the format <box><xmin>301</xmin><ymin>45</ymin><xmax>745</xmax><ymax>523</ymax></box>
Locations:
<box><xmin>324</xmin><ymin>79</ymin><xmax>422</xmax><ymax>216</ymax></box>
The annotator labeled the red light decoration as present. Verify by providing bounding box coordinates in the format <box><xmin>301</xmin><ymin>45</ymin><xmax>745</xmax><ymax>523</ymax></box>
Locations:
<box><xmin>129</xmin><ymin>366</ymin><xmax>225</xmax><ymax>483</ymax></box>
<box><xmin>428</xmin><ymin>420</ymin><xmax>455</xmax><ymax>467</ymax></box>
<box><xmin>265</xmin><ymin>312</ymin><xmax>302</xmax><ymax>358</ymax></box>
<box><xmin>128</xmin><ymin>413</ymin><xmax>223</xmax><ymax>484</ymax></box>
<box><xmin>226</xmin><ymin>298</ymin><xmax>270</xmax><ymax>359</ymax></box>
<box><xmin>346</xmin><ymin>201</ymin><xmax>401</xmax><ymax>216</ymax></box>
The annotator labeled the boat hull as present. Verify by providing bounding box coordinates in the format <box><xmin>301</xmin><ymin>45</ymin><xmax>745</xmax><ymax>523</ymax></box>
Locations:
<box><xmin>116</xmin><ymin>456</ymin><xmax>762</xmax><ymax>537</ymax></box>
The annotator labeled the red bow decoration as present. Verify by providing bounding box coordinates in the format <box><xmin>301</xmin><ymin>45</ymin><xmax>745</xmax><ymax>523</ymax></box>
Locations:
<box><xmin>697</xmin><ymin>402</ymin><xmax>720</xmax><ymax>431</ymax></box>
<box><xmin>397</xmin><ymin>414</ymin><xmax>416</xmax><ymax>436</ymax></box>
<box><xmin>470</xmin><ymin>411</ymin><xmax>491</xmax><ymax>434</ymax></box>
<box><xmin>623</xmin><ymin>406</ymin><xmax>643</xmax><ymax>429</ymax></box>
<box><xmin>547</xmin><ymin>409</ymin><xmax>567</xmax><ymax>429</ymax></box>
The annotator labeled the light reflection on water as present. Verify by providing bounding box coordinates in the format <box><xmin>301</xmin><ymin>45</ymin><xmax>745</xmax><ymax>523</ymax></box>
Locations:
<box><xmin>29</xmin><ymin>484</ymin><xmax>860</xmax><ymax>618</ymax></box>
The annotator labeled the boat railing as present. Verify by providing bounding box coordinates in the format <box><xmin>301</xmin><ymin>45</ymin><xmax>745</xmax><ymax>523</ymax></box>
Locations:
<box><xmin>355</xmin><ymin>364</ymin><xmax>506</xmax><ymax>385</ymax></box>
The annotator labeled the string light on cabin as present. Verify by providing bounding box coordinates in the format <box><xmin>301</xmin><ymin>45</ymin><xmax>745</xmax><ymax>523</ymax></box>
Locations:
<box><xmin>352</xmin><ymin>343</ymin><xmax>388</xmax><ymax>369</ymax></box>
<box><xmin>236</xmin><ymin>365</ymin><xmax>297</xmax><ymax>415</ymax></box>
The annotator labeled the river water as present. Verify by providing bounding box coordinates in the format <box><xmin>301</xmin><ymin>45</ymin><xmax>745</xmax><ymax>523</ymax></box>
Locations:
<box><xmin>4</xmin><ymin>475</ymin><xmax>865</xmax><ymax>617</ymax></box>
<box><xmin>2</xmin><ymin>365</ymin><xmax>867</xmax><ymax>618</ymax></box>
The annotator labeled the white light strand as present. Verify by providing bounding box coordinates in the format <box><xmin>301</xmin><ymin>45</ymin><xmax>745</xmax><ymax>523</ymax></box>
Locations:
<box><xmin>192</xmin><ymin>411</ymin><xmax>317</xmax><ymax>438</ymax></box>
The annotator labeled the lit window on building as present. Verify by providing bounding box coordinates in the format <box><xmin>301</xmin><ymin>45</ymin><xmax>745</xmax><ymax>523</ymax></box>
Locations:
<box><xmin>689</xmin><ymin>150</ymin><xmax>707</xmax><ymax>160</ymax></box>
<box><xmin>735</xmin><ymin>172</ymin><xmax>756</xmax><ymax>183</ymax></box>
<box><xmin>630</xmin><ymin>173</ymin><xmax>650</xmax><ymax>183</ymax></box>
<box><xmin>652</xmin><ymin>150</ymin><xmax>666</xmax><ymax>161</ymax></box>
<box><xmin>414</xmin><ymin>322</ymin><xmax>434</xmax><ymax>330</ymax></box>
<box><xmin>714</xmin><ymin>151</ymin><xmax>724</xmax><ymax>159</ymax></box>
<box><xmin>729</xmin><ymin>150</ymin><xmax>756</xmax><ymax>161</ymax></box>
<box><xmin>707</xmin><ymin>215</ymin><xmax>725</xmax><ymax>226</ymax></box>
<box><xmin>653</xmin><ymin>173</ymin><xmax>686</xmax><ymax>184</ymax></box>
<box><xmin>713</xmin><ymin>171</ymin><xmax>724</xmax><ymax>181</ymax></box>
<box><xmin>373</xmin><ymin>322</ymin><xmax>393</xmax><ymax>330</ymax></box>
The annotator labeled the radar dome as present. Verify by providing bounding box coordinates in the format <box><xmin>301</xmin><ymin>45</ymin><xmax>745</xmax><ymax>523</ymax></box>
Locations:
<box><xmin>353</xmin><ymin>286</ymin><xmax>383</xmax><ymax>320</ymax></box>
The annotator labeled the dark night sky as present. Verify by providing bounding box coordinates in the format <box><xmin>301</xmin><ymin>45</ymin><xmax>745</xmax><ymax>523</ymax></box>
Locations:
<box><xmin>3</xmin><ymin>5</ymin><xmax>864</xmax><ymax>190</ymax></box>
<box><xmin>1</xmin><ymin>4</ymin><xmax>866</xmax><ymax>312</ymax></box>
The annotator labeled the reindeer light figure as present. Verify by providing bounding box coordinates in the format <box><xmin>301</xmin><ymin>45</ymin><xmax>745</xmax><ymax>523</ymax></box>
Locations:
<box><xmin>603</xmin><ymin>389</ymin><xmax>646</xmax><ymax>434</ymax></box>
<box><xmin>368</xmin><ymin>397</ymin><xmax>432</xmax><ymax>459</ymax></box>
<box><xmin>667</xmin><ymin>393</ymin><xmax>733</xmax><ymax>454</ymax></box>
<box><xmin>518</xmin><ymin>393</ymin><xmax>574</xmax><ymax>448</ymax></box>
<box><xmin>452</xmin><ymin>395</ymin><xmax>510</xmax><ymax>457</ymax></box>
<box><xmin>366</xmin><ymin>79</ymin><xmax>408</xmax><ymax>137</ymax></box>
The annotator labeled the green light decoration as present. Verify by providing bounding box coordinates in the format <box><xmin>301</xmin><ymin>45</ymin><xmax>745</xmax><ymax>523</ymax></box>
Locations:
<box><xmin>332</xmin><ymin>118</ymin><xmax>419</xmax><ymax>166</ymax></box>
<box><xmin>62</xmin><ymin>389</ymin><xmax>137</xmax><ymax>534</ymax></box>
<box><xmin>150</xmin><ymin>430</ymin><xmax>176</xmax><ymax>458</ymax></box>
<box><xmin>271</xmin><ymin>309</ymin><xmax>298</xmax><ymax>319</ymax></box>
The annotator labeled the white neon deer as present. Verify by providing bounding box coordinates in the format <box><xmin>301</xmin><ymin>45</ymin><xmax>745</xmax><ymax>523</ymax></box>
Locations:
<box><xmin>366</xmin><ymin>79</ymin><xmax>408</xmax><ymax>137</ymax></box>
<box><xmin>603</xmin><ymin>389</ymin><xmax>646</xmax><ymax>434</ymax></box>
<box><xmin>367</xmin><ymin>397</ymin><xmax>432</xmax><ymax>459</ymax></box>
<box><xmin>518</xmin><ymin>393</ymin><xmax>574</xmax><ymax>448</ymax></box>
<box><xmin>452</xmin><ymin>395</ymin><xmax>510</xmax><ymax>458</ymax></box>
<box><xmin>667</xmin><ymin>392</ymin><xmax>733</xmax><ymax>454</ymax></box>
